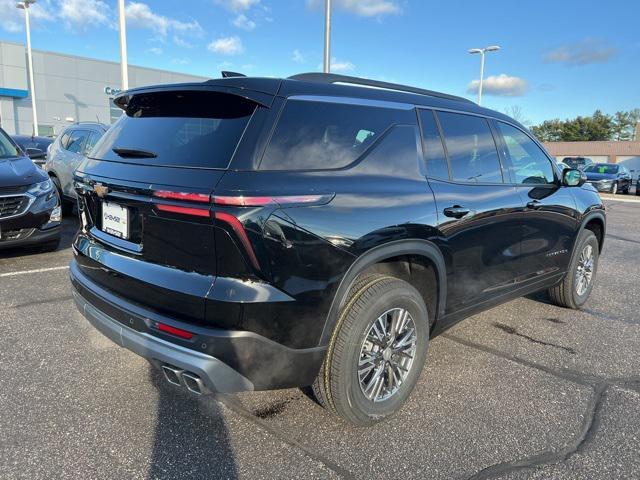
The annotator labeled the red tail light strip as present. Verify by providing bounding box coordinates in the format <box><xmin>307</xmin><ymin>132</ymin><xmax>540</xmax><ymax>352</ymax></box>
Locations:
<box><xmin>157</xmin><ymin>204</ymin><xmax>210</xmax><ymax>217</ymax></box>
<box><xmin>157</xmin><ymin>322</ymin><xmax>194</xmax><ymax>339</ymax></box>
<box><xmin>214</xmin><ymin>211</ymin><xmax>261</xmax><ymax>270</ymax></box>
<box><xmin>213</xmin><ymin>194</ymin><xmax>328</xmax><ymax>207</ymax></box>
<box><xmin>154</xmin><ymin>191</ymin><xmax>210</xmax><ymax>203</ymax></box>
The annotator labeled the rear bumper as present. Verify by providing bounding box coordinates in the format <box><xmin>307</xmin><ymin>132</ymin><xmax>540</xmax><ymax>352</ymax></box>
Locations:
<box><xmin>70</xmin><ymin>260</ymin><xmax>326</xmax><ymax>391</ymax></box>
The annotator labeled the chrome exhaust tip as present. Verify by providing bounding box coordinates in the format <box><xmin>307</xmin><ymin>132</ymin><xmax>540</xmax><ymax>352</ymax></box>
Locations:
<box><xmin>181</xmin><ymin>372</ymin><xmax>204</xmax><ymax>395</ymax></box>
<box><xmin>161</xmin><ymin>365</ymin><xmax>183</xmax><ymax>386</ymax></box>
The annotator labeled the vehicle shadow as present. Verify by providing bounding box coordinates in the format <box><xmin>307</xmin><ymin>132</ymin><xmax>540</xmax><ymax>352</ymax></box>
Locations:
<box><xmin>147</xmin><ymin>366</ymin><xmax>238</xmax><ymax>479</ymax></box>
<box><xmin>0</xmin><ymin>213</ymin><xmax>78</xmax><ymax>259</ymax></box>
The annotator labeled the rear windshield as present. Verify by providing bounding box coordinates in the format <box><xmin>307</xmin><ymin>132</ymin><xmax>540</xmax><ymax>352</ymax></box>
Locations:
<box><xmin>90</xmin><ymin>90</ymin><xmax>256</xmax><ymax>169</ymax></box>
<box><xmin>0</xmin><ymin>129</ymin><xmax>20</xmax><ymax>159</ymax></box>
<box><xmin>585</xmin><ymin>164</ymin><xmax>618</xmax><ymax>174</ymax></box>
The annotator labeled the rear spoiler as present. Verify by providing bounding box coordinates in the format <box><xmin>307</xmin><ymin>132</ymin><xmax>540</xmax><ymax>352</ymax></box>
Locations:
<box><xmin>113</xmin><ymin>83</ymin><xmax>277</xmax><ymax>111</ymax></box>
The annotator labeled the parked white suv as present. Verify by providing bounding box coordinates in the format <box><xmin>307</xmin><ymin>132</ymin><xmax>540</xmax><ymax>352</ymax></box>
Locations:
<box><xmin>45</xmin><ymin>122</ymin><xmax>107</xmax><ymax>215</ymax></box>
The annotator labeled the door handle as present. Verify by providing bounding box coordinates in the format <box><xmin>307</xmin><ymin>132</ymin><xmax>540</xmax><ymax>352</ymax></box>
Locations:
<box><xmin>443</xmin><ymin>205</ymin><xmax>470</xmax><ymax>219</ymax></box>
<box><xmin>526</xmin><ymin>200</ymin><xmax>542</xmax><ymax>210</ymax></box>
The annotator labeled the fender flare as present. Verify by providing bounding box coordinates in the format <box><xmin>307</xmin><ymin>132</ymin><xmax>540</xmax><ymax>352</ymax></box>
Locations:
<box><xmin>578</xmin><ymin>210</ymin><xmax>606</xmax><ymax>251</ymax></box>
<box><xmin>318</xmin><ymin>239</ymin><xmax>446</xmax><ymax>346</ymax></box>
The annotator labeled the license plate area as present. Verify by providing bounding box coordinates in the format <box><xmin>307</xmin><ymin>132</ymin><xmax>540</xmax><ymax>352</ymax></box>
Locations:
<box><xmin>101</xmin><ymin>201</ymin><xmax>129</xmax><ymax>240</ymax></box>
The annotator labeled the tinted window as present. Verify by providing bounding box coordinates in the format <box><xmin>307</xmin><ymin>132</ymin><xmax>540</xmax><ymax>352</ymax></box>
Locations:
<box><xmin>497</xmin><ymin>122</ymin><xmax>554</xmax><ymax>184</ymax></box>
<box><xmin>356</xmin><ymin>125</ymin><xmax>421</xmax><ymax>177</ymax></box>
<box><xmin>0</xmin><ymin>130</ymin><xmax>20</xmax><ymax>159</ymax></box>
<box><xmin>84</xmin><ymin>130</ymin><xmax>103</xmax><ymax>155</ymax></box>
<box><xmin>90</xmin><ymin>91</ymin><xmax>256</xmax><ymax>169</ymax></box>
<box><xmin>437</xmin><ymin>112</ymin><xmax>503</xmax><ymax>183</ymax></box>
<box><xmin>260</xmin><ymin>100</ymin><xmax>402</xmax><ymax>170</ymax></box>
<box><xmin>418</xmin><ymin>109</ymin><xmax>448</xmax><ymax>179</ymax></box>
<box><xmin>65</xmin><ymin>130</ymin><xmax>88</xmax><ymax>154</ymax></box>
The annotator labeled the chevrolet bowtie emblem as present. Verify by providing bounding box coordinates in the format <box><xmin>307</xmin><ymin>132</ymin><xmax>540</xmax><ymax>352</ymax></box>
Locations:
<box><xmin>93</xmin><ymin>184</ymin><xmax>109</xmax><ymax>198</ymax></box>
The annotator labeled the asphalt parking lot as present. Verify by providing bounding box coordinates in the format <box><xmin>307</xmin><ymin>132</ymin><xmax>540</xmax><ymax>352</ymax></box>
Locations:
<box><xmin>1</xmin><ymin>196</ymin><xmax>639</xmax><ymax>480</ymax></box>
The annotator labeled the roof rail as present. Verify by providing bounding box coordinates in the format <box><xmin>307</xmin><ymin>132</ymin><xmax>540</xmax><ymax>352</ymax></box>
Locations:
<box><xmin>288</xmin><ymin>72</ymin><xmax>474</xmax><ymax>104</ymax></box>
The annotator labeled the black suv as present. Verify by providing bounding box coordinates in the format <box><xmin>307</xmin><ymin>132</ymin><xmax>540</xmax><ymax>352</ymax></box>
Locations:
<box><xmin>71</xmin><ymin>73</ymin><xmax>605</xmax><ymax>426</ymax></box>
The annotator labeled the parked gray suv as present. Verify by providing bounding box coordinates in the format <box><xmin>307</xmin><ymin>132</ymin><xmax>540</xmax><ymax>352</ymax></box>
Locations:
<box><xmin>45</xmin><ymin>122</ymin><xmax>107</xmax><ymax>214</ymax></box>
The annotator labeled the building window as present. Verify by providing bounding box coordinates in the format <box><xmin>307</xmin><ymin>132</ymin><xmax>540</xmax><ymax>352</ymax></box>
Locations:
<box><xmin>109</xmin><ymin>98</ymin><xmax>122</xmax><ymax>124</ymax></box>
<box><xmin>38</xmin><ymin>125</ymin><xmax>54</xmax><ymax>137</ymax></box>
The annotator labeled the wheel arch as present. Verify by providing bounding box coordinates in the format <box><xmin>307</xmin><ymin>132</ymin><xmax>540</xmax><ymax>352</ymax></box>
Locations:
<box><xmin>318</xmin><ymin>239</ymin><xmax>446</xmax><ymax>346</ymax></box>
<box><xmin>579</xmin><ymin>210</ymin><xmax>606</xmax><ymax>253</ymax></box>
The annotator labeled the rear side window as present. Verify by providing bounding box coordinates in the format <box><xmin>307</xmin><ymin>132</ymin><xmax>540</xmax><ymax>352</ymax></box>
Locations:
<box><xmin>418</xmin><ymin>109</ymin><xmax>448</xmax><ymax>179</ymax></box>
<box><xmin>260</xmin><ymin>100</ymin><xmax>403</xmax><ymax>170</ymax></box>
<box><xmin>84</xmin><ymin>130</ymin><xmax>103</xmax><ymax>156</ymax></box>
<box><xmin>90</xmin><ymin>91</ymin><xmax>257</xmax><ymax>169</ymax></box>
<box><xmin>437</xmin><ymin>112</ymin><xmax>503</xmax><ymax>183</ymax></box>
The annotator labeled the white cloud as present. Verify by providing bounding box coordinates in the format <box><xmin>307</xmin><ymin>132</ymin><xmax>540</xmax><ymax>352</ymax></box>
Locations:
<box><xmin>292</xmin><ymin>49</ymin><xmax>305</xmax><ymax>64</ymax></box>
<box><xmin>173</xmin><ymin>36</ymin><xmax>194</xmax><ymax>48</ymax></box>
<box><xmin>208</xmin><ymin>36</ymin><xmax>244</xmax><ymax>55</ymax></box>
<box><xmin>232</xmin><ymin>14</ymin><xmax>256</xmax><ymax>30</ymax></box>
<box><xmin>467</xmin><ymin>74</ymin><xmax>528</xmax><ymax>97</ymax></box>
<box><xmin>126</xmin><ymin>2</ymin><xmax>202</xmax><ymax>37</ymax></box>
<box><xmin>171</xmin><ymin>57</ymin><xmax>191</xmax><ymax>65</ymax></box>
<box><xmin>544</xmin><ymin>40</ymin><xmax>616</xmax><ymax>66</ymax></box>
<box><xmin>148</xmin><ymin>47</ymin><xmax>163</xmax><ymax>55</ymax></box>
<box><xmin>59</xmin><ymin>0</ymin><xmax>111</xmax><ymax>30</ymax></box>
<box><xmin>308</xmin><ymin>0</ymin><xmax>400</xmax><ymax>17</ymax></box>
<box><xmin>318</xmin><ymin>57</ymin><xmax>355</xmax><ymax>72</ymax></box>
<box><xmin>214</xmin><ymin>0</ymin><xmax>260</xmax><ymax>12</ymax></box>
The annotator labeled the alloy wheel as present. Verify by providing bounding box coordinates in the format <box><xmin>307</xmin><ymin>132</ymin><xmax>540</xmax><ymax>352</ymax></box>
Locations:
<box><xmin>358</xmin><ymin>308</ymin><xmax>417</xmax><ymax>402</ymax></box>
<box><xmin>575</xmin><ymin>244</ymin><xmax>595</xmax><ymax>296</ymax></box>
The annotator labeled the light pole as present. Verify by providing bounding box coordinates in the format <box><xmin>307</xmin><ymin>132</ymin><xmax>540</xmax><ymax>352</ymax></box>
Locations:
<box><xmin>323</xmin><ymin>0</ymin><xmax>331</xmax><ymax>73</ymax></box>
<box><xmin>118</xmin><ymin>0</ymin><xmax>129</xmax><ymax>90</ymax></box>
<box><xmin>16</xmin><ymin>0</ymin><xmax>38</xmax><ymax>136</ymax></box>
<box><xmin>468</xmin><ymin>45</ymin><xmax>500</xmax><ymax>105</ymax></box>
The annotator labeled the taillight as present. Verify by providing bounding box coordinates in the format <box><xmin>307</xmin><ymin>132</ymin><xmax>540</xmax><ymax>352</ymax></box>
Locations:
<box><xmin>214</xmin><ymin>211</ymin><xmax>261</xmax><ymax>270</ymax></box>
<box><xmin>213</xmin><ymin>194</ymin><xmax>330</xmax><ymax>207</ymax></box>
<box><xmin>157</xmin><ymin>322</ymin><xmax>193</xmax><ymax>339</ymax></box>
<box><xmin>154</xmin><ymin>191</ymin><xmax>210</xmax><ymax>202</ymax></box>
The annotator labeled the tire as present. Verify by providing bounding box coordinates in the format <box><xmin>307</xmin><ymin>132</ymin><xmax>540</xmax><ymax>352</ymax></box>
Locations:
<box><xmin>311</xmin><ymin>274</ymin><xmax>430</xmax><ymax>426</ymax></box>
<box><xmin>548</xmin><ymin>230</ymin><xmax>599</xmax><ymax>309</ymax></box>
<box><xmin>51</xmin><ymin>176</ymin><xmax>74</xmax><ymax>216</ymax></box>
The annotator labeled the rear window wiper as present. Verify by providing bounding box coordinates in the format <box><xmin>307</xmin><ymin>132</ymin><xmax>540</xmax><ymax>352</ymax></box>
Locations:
<box><xmin>112</xmin><ymin>147</ymin><xmax>157</xmax><ymax>159</ymax></box>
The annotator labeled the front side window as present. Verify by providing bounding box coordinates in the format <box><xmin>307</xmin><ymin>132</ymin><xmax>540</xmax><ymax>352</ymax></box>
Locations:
<box><xmin>437</xmin><ymin>111</ymin><xmax>503</xmax><ymax>183</ymax></box>
<box><xmin>497</xmin><ymin>122</ymin><xmax>555</xmax><ymax>184</ymax></box>
<box><xmin>84</xmin><ymin>131</ymin><xmax>103</xmax><ymax>156</ymax></box>
<box><xmin>65</xmin><ymin>130</ymin><xmax>89</xmax><ymax>154</ymax></box>
<box><xmin>260</xmin><ymin>100</ymin><xmax>404</xmax><ymax>170</ymax></box>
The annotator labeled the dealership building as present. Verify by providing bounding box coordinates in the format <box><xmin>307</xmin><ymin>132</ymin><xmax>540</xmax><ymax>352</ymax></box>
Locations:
<box><xmin>0</xmin><ymin>40</ymin><xmax>207</xmax><ymax>137</ymax></box>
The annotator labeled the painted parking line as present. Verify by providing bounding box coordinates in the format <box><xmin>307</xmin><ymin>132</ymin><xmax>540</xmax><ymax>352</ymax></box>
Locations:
<box><xmin>602</xmin><ymin>196</ymin><xmax>640</xmax><ymax>204</ymax></box>
<box><xmin>0</xmin><ymin>265</ymin><xmax>69</xmax><ymax>278</ymax></box>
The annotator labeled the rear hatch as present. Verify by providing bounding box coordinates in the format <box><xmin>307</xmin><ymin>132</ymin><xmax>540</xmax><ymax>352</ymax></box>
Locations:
<box><xmin>73</xmin><ymin>87</ymin><xmax>270</xmax><ymax>323</ymax></box>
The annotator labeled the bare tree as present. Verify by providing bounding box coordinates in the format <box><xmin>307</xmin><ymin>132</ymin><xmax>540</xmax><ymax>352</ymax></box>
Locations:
<box><xmin>503</xmin><ymin>105</ymin><xmax>532</xmax><ymax>127</ymax></box>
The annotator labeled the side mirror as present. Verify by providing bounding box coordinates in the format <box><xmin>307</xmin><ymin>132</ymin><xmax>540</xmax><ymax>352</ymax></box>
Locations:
<box><xmin>26</xmin><ymin>147</ymin><xmax>45</xmax><ymax>160</ymax></box>
<box><xmin>563</xmin><ymin>168</ymin><xmax>585</xmax><ymax>187</ymax></box>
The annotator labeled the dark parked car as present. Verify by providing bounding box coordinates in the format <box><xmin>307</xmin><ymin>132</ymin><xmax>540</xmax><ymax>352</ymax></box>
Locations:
<box><xmin>0</xmin><ymin>127</ymin><xmax>61</xmax><ymax>251</ymax></box>
<box><xmin>584</xmin><ymin>163</ymin><xmax>632</xmax><ymax>194</ymax></box>
<box><xmin>70</xmin><ymin>73</ymin><xmax>605</xmax><ymax>425</ymax></box>
<box><xmin>563</xmin><ymin>156</ymin><xmax>594</xmax><ymax>171</ymax></box>
<box><xmin>46</xmin><ymin>122</ymin><xmax>108</xmax><ymax>215</ymax></box>
<box><xmin>11</xmin><ymin>134</ymin><xmax>54</xmax><ymax>168</ymax></box>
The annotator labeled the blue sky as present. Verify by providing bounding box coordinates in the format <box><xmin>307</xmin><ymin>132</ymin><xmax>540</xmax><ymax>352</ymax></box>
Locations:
<box><xmin>2</xmin><ymin>0</ymin><xmax>638</xmax><ymax>124</ymax></box>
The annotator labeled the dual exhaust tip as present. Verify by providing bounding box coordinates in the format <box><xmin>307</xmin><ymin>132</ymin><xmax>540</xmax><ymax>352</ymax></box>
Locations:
<box><xmin>161</xmin><ymin>364</ymin><xmax>207</xmax><ymax>395</ymax></box>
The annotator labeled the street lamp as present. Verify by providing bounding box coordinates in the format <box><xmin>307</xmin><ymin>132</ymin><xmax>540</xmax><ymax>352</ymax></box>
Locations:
<box><xmin>16</xmin><ymin>0</ymin><xmax>39</xmax><ymax>136</ymax></box>
<box><xmin>323</xmin><ymin>0</ymin><xmax>332</xmax><ymax>73</ymax></box>
<box><xmin>468</xmin><ymin>45</ymin><xmax>500</xmax><ymax>105</ymax></box>
<box><xmin>117</xmin><ymin>0</ymin><xmax>129</xmax><ymax>90</ymax></box>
